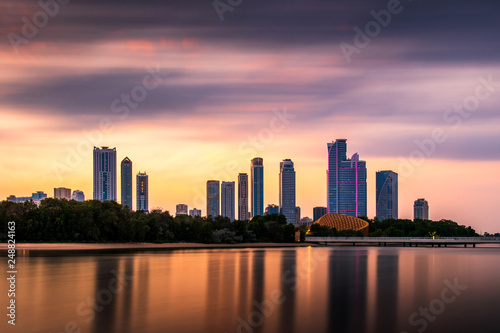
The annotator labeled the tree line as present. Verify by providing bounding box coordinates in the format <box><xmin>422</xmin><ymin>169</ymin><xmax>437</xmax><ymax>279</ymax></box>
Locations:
<box><xmin>0</xmin><ymin>199</ymin><xmax>296</xmax><ymax>243</ymax></box>
<box><xmin>307</xmin><ymin>216</ymin><xmax>477</xmax><ymax>238</ymax></box>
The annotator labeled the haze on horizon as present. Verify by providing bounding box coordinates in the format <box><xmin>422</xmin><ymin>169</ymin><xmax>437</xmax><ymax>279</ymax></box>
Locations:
<box><xmin>1</xmin><ymin>0</ymin><xmax>499</xmax><ymax>233</ymax></box>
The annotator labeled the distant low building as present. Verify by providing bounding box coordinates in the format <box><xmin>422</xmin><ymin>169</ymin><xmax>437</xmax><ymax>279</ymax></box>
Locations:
<box><xmin>176</xmin><ymin>204</ymin><xmax>188</xmax><ymax>216</ymax></box>
<box><xmin>32</xmin><ymin>191</ymin><xmax>47</xmax><ymax>200</ymax></box>
<box><xmin>313</xmin><ymin>207</ymin><xmax>327</xmax><ymax>222</ymax></box>
<box><xmin>265</xmin><ymin>204</ymin><xmax>279</xmax><ymax>215</ymax></box>
<box><xmin>414</xmin><ymin>198</ymin><xmax>429</xmax><ymax>220</ymax></box>
<box><xmin>299</xmin><ymin>217</ymin><xmax>313</xmax><ymax>226</ymax></box>
<box><xmin>6</xmin><ymin>195</ymin><xmax>16</xmax><ymax>203</ymax></box>
<box><xmin>295</xmin><ymin>207</ymin><xmax>301</xmax><ymax>226</ymax></box>
<box><xmin>72</xmin><ymin>190</ymin><xmax>85</xmax><ymax>202</ymax></box>
<box><xmin>189</xmin><ymin>208</ymin><xmax>202</xmax><ymax>218</ymax></box>
<box><xmin>54</xmin><ymin>187</ymin><xmax>71</xmax><ymax>200</ymax></box>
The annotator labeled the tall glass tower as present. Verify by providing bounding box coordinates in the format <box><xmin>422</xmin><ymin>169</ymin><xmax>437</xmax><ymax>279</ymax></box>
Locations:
<box><xmin>376</xmin><ymin>170</ymin><xmax>398</xmax><ymax>221</ymax></box>
<box><xmin>221</xmin><ymin>181</ymin><xmax>235</xmax><ymax>221</ymax></box>
<box><xmin>238</xmin><ymin>173</ymin><xmax>249</xmax><ymax>220</ymax></box>
<box><xmin>136</xmin><ymin>172</ymin><xmax>148</xmax><ymax>212</ymax></box>
<box><xmin>327</xmin><ymin>139</ymin><xmax>367</xmax><ymax>217</ymax></box>
<box><xmin>251</xmin><ymin>158</ymin><xmax>264</xmax><ymax>217</ymax></box>
<box><xmin>93</xmin><ymin>146</ymin><xmax>117</xmax><ymax>201</ymax></box>
<box><xmin>279</xmin><ymin>159</ymin><xmax>296</xmax><ymax>225</ymax></box>
<box><xmin>206</xmin><ymin>180</ymin><xmax>220</xmax><ymax>218</ymax></box>
<box><xmin>121</xmin><ymin>157</ymin><xmax>133</xmax><ymax>208</ymax></box>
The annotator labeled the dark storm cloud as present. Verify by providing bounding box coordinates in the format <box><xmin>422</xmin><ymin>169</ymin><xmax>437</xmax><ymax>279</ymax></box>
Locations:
<box><xmin>3</xmin><ymin>0</ymin><xmax>499</xmax><ymax>62</ymax></box>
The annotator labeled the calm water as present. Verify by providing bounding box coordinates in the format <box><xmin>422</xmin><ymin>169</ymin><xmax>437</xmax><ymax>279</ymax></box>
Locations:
<box><xmin>2</xmin><ymin>246</ymin><xmax>500</xmax><ymax>333</ymax></box>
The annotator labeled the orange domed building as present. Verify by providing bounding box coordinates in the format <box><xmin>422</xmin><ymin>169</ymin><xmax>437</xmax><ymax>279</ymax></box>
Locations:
<box><xmin>312</xmin><ymin>213</ymin><xmax>369</xmax><ymax>236</ymax></box>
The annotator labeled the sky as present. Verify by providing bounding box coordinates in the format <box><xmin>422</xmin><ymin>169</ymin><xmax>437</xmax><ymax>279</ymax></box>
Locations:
<box><xmin>1</xmin><ymin>0</ymin><xmax>499</xmax><ymax>232</ymax></box>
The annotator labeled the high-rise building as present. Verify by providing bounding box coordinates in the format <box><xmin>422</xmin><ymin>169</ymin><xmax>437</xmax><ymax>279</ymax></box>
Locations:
<box><xmin>121</xmin><ymin>157</ymin><xmax>133</xmax><ymax>208</ymax></box>
<box><xmin>313</xmin><ymin>206</ymin><xmax>328</xmax><ymax>222</ymax></box>
<box><xmin>72</xmin><ymin>190</ymin><xmax>85</xmax><ymax>202</ymax></box>
<box><xmin>93</xmin><ymin>146</ymin><xmax>117</xmax><ymax>201</ymax></box>
<box><xmin>327</xmin><ymin>139</ymin><xmax>367</xmax><ymax>217</ymax></box>
<box><xmin>221</xmin><ymin>181</ymin><xmax>235</xmax><ymax>221</ymax></box>
<box><xmin>54</xmin><ymin>187</ymin><xmax>71</xmax><ymax>200</ymax></box>
<box><xmin>238</xmin><ymin>173</ymin><xmax>249</xmax><ymax>220</ymax></box>
<box><xmin>176</xmin><ymin>204</ymin><xmax>188</xmax><ymax>216</ymax></box>
<box><xmin>376</xmin><ymin>170</ymin><xmax>398</xmax><ymax>221</ymax></box>
<box><xmin>251</xmin><ymin>158</ymin><xmax>264</xmax><ymax>217</ymax></box>
<box><xmin>136</xmin><ymin>172</ymin><xmax>149</xmax><ymax>212</ymax></box>
<box><xmin>207</xmin><ymin>180</ymin><xmax>220</xmax><ymax>218</ymax></box>
<box><xmin>189</xmin><ymin>208</ymin><xmax>202</xmax><ymax>218</ymax></box>
<box><xmin>265</xmin><ymin>204</ymin><xmax>279</xmax><ymax>215</ymax></box>
<box><xmin>295</xmin><ymin>206</ymin><xmax>301</xmax><ymax>225</ymax></box>
<box><xmin>414</xmin><ymin>198</ymin><xmax>429</xmax><ymax>220</ymax></box>
<box><xmin>279</xmin><ymin>159</ymin><xmax>296</xmax><ymax>225</ymax></box>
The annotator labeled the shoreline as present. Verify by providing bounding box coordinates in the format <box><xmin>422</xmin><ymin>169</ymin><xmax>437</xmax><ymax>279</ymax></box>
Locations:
<box><xmin>0</xmin><ymin>242</ymin><xmax>317</xmax><ymax>252</ymax></box>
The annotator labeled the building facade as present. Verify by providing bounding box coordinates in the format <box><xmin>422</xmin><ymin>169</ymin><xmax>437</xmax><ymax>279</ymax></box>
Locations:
<box><xmin>313</xmin><ymin>206</ymin><xmax>328</xmax><ymax>222</ymax></box>
<box><xmin>279</xmin><ymin>159</ymin><xmax>296</xmax><ymax>225</ymax></box>
<box><xmin>221</xmin><ymin>181</ymin><xmax>235</xmax><ymax>221</ymax></box>
<box><xmin>176</xmin><ymin>204</ymin><xmax>188</xmax><ymax>216</ymax></box>
<box><xmin>72</xmin><ymin>190</ymin><xmax>85</xmax><ymax>202</ymax></box>
<box><xmin>189</xmin><ymin>208</ymin><xmax>202</xmax><ymax>218</ymax></box>
<box><xmin>265</xmin><ymin>204</ymin><xmax>279</xmax><ymax>215</ymax></box>
<box><xmin>207</xmin><ymin>180</ymin><xmax>220</xmax><ymax>218</ymax></box>
<box><xmin>414</xmin><ymin>198</ymin><xmax>429</xmax><ymax>220</ymax></box>
<box><xmin>327</xmin><ymin>139</ymin><xmax>367</xmax><ymax>217</ymax></box>
<box><xmin>376</xmin><ymin>170</ymin><xmax>398</xmax><ymax>221</ymax></box>
<box><xmin>93</xmin><ymin>146</ymin><xmax>117</xmax><ymax>201</ymax></box>
<box><xmin>54</xmin><ymin>187</ymin><xmax>71</xmax><ymax>200</ymax></box>
<box><xmin>121</xmin><ymin>157</ymin><xmax>133</xmax><ymax>208</ymax></box>
<box><xmin>238</xmin><ymin>173</ymin><xmax>249</xmax><ymax>220</ymax></box>
<box><xmin>136</xmin><ymin>172</ymin><xmax>149</xmax><ymax>212</ymax></box>
<box><xmin>251</xmin><ymin>158</ymin><xmax>264</xmax><ymax>217</ymax></box>
<box><xmin>295</xmin><ymin>207</ymin><xmax>301</xmax><ymax>225</ymax></box>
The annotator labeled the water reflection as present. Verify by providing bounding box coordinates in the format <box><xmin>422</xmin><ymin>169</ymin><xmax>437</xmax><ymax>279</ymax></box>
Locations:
<box><xmin>2</xmin><ymin>247</ymin><xmax>500</xmax><ymax>333</ymax></box>
<box><xmin>327</xmin><ymin>249</ymin><xmax>368</xmax><ymax>333</ymax></box>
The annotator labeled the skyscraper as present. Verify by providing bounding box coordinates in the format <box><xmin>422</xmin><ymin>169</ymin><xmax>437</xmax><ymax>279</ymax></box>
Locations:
<box><xmin>376</xmin><ymin>170</ymin><xmax>398</xmax><ymax>221</ymax></box>
<box><xmin>251</xmin><ymin>158</ymin><xmax>264</xmax><ymax>217</ymax></box>
<box><xmin>93</xmin><ymin>146</ymin><xmax>117</xmax><ymax>201</ymax></box>
<box><xmin>54</xmin><ymin>187</ymin><xmax>71</xmax><ymax>200</ymax></box>
<box><xmin>136</xmin><ymin>172</ymin><xmax>148</xmax><ymax>212</ymax></box>
<box><xmin>313</xmin><ymin>206</ymin><xmax>328</xmax><ymax>222</ymax></box>
<box><xmin>279</xmin><ymin>159</ymin><xmax>296</xmax><ymax>225</ymax></box>
<box><xmin>121</xmin><ymin>157</ymin><xmax>133</xmax><ymax>208</ymax></box>
<box><xmin>238</xmin><ymin>173</ymin><xmax>249</xmax><ymax>220</ymax></box>
<box><xmin>221</xmin><ymin>181</ymin><xmax>235</xmax><ymax>221</ymax></box>
<box><xmin>72</xmin><ymin>190</ymin><xmax>85</xmax><ymax>202</ymax></box>
<box><xmin>207</xmin><ymin>180</ymin><xmax>220</xmax><ymax>218</ymax></box>
<box><xmin>414</xmin><ymin>198</ymin><xmax>429</xmax><ymax>220</ymax></box>
<box><xmin>327</xmin><ymin>139</ymin><xmax>367</xmax><ymax>217</ymax></box>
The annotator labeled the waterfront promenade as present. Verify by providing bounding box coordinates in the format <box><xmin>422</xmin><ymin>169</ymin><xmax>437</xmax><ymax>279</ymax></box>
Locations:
<box><xmin>306</xmin><ymin>237</ymin><xmax>500</xmax><ymax>248</ymax></box>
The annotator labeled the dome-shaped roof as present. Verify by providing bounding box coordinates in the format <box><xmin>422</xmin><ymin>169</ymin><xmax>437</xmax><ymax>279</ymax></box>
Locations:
<box><xmin>314</xmin><ymin>213</ymin><xmax>369</xmax><ymax>236</ymax></box>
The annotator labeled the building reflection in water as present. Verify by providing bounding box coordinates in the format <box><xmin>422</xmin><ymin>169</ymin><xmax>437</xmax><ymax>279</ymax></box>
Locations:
<box><xmin>327</xmin><ymin>249</ymin><xmax>368</xmax><ymax>333</ymax></box>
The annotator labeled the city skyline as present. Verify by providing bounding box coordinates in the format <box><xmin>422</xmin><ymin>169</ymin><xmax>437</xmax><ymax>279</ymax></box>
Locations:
<box><xmin>3</xmin><ymin>139</ymin><xmax>494</xmax><ymax>232</ymax></box>
<box><xmin>1</xmin><ymin>0</ymin><xmax>499</xmax><ymax>234</ymax></box>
